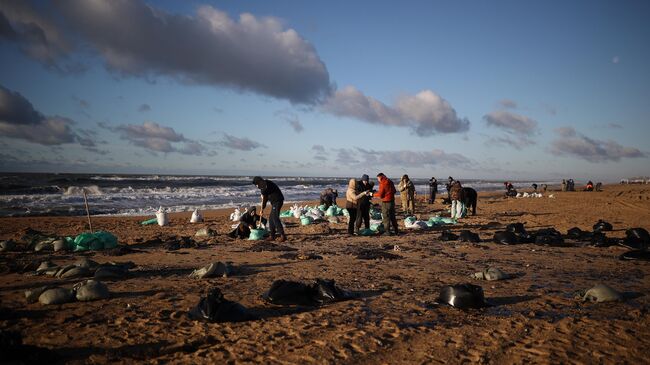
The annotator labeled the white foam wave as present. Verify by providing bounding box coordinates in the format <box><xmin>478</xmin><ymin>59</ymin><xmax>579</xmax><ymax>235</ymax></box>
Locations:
<box><xmin>63</xmin><ymin>185</ymin><xmax>103</xmax><ymax>196</ymax></box>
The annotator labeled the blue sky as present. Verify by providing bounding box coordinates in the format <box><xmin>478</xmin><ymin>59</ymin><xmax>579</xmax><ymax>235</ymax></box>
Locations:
<box><xmin>0</xmin><ymin>0</ymin><xmax>648</xmax><ymax>181</ymax></box>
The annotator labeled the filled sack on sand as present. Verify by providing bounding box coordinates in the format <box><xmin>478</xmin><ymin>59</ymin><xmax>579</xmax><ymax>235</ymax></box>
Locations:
<box><xmin>437</xmin><ymin>283</ymin><xmax>489</xmax><ymax>309</ymax></box>
<box><xmin>593</xmin><ymin>219</ymin><xmax>613</xmax><ymax>232</ymax></box>
<box><xmin>621</xmin><ymin>228</ymin><xmax>650</xmax><ymax>250</ymax></box>
<box><xmin>263</xmin><ymin>279</ymin><xmax>351</xmax><ymax>307</ymax></box>
<box><xmin>189</xmin><ymin>287</ymin><xmax>255</xmax><ymax>323</ymax></box>
<box><xmin>580</xmin><ymin>284</ymin><xmax>622</xmax><ymax>303</ymax></box>
<box><xmin>493</xmin><ymin>231</ymin><xmax>520</xmax><ymax>245</ymax></box>
<box><xmin>300</xmin><ymin>216</ymin><xmax>314</xmax><ymax>226</ymax></box>
<box><xmin>472</xmin><ymin>267</ymin><xmax>509</xmax><ymax>281</ymax></box>
<box><xmin>74</xmin><ymin>280</ymin><xmax>110</xmax><ymax>301</ymax></box>
<box><xmin>248</xmin><ymin>229</ymin><xmax>267</xmax><ymax>240</ymax></box>
<box><xmin>358</xmin><ymin>228</ymin><xmax>376</xmax><ymax>236</ymax></box>
<box><xmin>39</xmin><ymin>288</ymin><xmax>75</xmax><ymax>305</ymax></box>
<box><xmin>69</xmin><ymin>231</ymin><xmax>118</xmax><ymax>251</ymax></box>
<box><xmin>459</xmin><ymin>230</ymin><xmax>481</xmax><ymax>243</ymax></box>
<box><xmin>280</xmin><ymin>210</ymin><xmax>293</xmax><ymax>218</ymax></box>
<box><xmin>190</xmin><ymin>209</ymin><xmax>203</xmax><ymax>223</ymax></box>
<box><xmin>189</xmin><ymin>262</ymin><xmax>233</xmax><ymax>279</ymax></box>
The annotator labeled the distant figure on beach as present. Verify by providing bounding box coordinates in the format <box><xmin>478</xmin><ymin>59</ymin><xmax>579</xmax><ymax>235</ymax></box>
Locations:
<box><xmin>585</xmin><ymin>181</ymin><xmax>594</xmax><ymax>191</ymax></box>
<box><xmin>428</xmin><ymin>177</ymin><xmax>438</xmax><ymax>204</ymax></box>
<box><xmin>504</xmin><ymin>181</ymin><xmax>517</xmax><ymax>197</ymax></box>
<box><xmin>541</xmin><ymin>184</ymin><xmax>547</xmax><ymax>192</ymax></box>
<box><xmin>374</xmin><ymin>173</ymin><xmax>399</xmax><ymax>235</ymax></box>
<box><xmin>397</xmin><ymin>174</ymin><xmax>416</xmax><ymax>216</ymax></box>
<box><xmin>228</xmin><ymin>206</ymin><xmax>267</xmax><ymax>239</ymax></box>
<box><xmin>561</xmin><ymin>179</ymin><xmax>567</xmax><ymax>192</ymax></box>
<box><xmin>595</xmin><ymin>182</ymin><xmax>602</xmax><ymax>191</ymax></box>
<box><xmin>355</xmin><ymin>174</ymin><xmax>374</xmax><ymax>232</ymax></box>
<box><xmin>446</xmin><ymin>176</ymin><xmax>455</xmax><ymax>202</ymax></box>
<box><xmin>532</xmin><ymin>183</ymin><xmax>538</xmax><ymax>192</ymax></box>
<box><xmin>449</xmin><ymin>180</ymin><xmax>464</xmax><ymax>219</ymax></box>
<box><xmin>253</xmin><ymin>176</ymin><xmax>286</xmax><ymax>242</ymax></box>
<box><xmin>346</xmin><ymin>179</ymin><xmax>373</xmax><ymax>235</ymax></box>
<box><xmin>567</xmin><ymin>179</ymin><xmax>575</xmax><ymax>191</ymax></box>
<box><xmin>319</xmin><ymin>188</ymin><xmax>338</xmax><ymax>209</ymax></box>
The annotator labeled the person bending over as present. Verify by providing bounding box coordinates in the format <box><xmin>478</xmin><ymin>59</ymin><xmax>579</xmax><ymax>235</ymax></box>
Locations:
<box><xmin>228</xmin><ymin>206</ymin><xmax>267</xmax><ymax>239</ymax></box>
<box><xmin>319</xmin><ymin>188</ymin><xmax>338</xmax><ymax>209</ymax></box>
<box><xmin>253</xmin><ymin>176</ymin><xmax>286</xmax><ymax>242</ymax></box>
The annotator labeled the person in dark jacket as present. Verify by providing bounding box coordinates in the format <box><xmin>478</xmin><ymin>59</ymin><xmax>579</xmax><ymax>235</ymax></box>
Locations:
<box><xmin>373</xmin><ymin>173</ymin><xmax>399</xmax><ymax>235</ymax></box>
<box><xmin>428</xmin><ymin>177</ymin><xmax>438</xmax><ymax>204</ymax></box>
<box><xmin>228</xmin><ymin>206</ymin><xmax>267</xmax><ymax>239</ymax></box>
<box><xmin>319</xmin><ymin>188</ymin><xmax>338</xmax><ymax>208</ymax></box>
<box><xmin>355</xmin><ymin>174</ymin><xmax>374</xmax><ymax>232</ymax></box>
<box><xmin>253</xmin><ymin>176</ymin><xmax>286</xmax><ymax>242</ymax></box>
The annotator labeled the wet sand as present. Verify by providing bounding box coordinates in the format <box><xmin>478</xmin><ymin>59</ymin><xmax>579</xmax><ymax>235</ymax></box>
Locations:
<box><xmin>1</xmin><ymin>184</ymin><xmax>649</xmax><ymax>364</ymax></box>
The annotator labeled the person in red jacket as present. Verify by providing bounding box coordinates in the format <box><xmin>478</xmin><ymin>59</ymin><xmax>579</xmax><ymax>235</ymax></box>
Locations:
<box><xmin>373</xmin><ymin>173</ymin><xmax>399</xmax><ymax>235</ymax></box>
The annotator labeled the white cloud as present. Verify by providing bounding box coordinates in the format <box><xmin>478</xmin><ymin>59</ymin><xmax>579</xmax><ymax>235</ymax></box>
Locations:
<box><xmin>483</xmin><ymin>110</ymin><xmax>538</xmax><ymax>136</ymax></box>
<box><xmin>551</xmin><ymin>127</ymin><xmax>645</xmax><ymax>162</ymax></box>
<box><xmin>3</xmin><ymin>0</ymin><xmax>331</xmax><ymax>104</ymax></box>
<box><xmin>323</xmin><ymin>86</ymin><xmax>469</xmax><ymax>136</ymax></box>
<box><xmin>221</xmin><ymin>133</ymin><xmax>265</xmax><ymax>151</ymax></box>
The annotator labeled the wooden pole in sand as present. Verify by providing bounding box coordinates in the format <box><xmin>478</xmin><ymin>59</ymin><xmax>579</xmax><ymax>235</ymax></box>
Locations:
<box><xmin>82</xmin><ymin>189</ymin><xmax>94</xmax><ymax>233</ymax></box>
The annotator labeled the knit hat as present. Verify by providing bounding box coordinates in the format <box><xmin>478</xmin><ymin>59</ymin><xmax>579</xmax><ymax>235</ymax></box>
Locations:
<box><xmin>361</xmin><ymin>174</ymin><xmax>369</xmax><ymax>182</ymax></box>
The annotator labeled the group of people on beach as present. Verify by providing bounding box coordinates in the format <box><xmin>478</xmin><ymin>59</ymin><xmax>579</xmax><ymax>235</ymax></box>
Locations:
<box><xmin>247</xmin><ymin>174</ymin><xmax>440</xmax><ymax>242</ymax></box>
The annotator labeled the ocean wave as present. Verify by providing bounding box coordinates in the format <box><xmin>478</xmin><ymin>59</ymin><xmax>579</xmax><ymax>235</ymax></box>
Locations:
<box><xmin>63</xmin><ymin>185</ymin><xmax>104</xmax><ymax>196</ymax></box>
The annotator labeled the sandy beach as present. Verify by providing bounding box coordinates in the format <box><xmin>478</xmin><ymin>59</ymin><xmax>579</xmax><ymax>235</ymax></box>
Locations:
<box><xmin>1</xmin><ymin>183</ymin><xmax>649</xmax><ymax>364</ymax></box>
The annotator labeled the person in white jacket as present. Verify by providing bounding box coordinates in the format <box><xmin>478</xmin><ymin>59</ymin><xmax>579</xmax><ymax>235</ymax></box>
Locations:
<box><xmin>346</xmin><ymin>178</ymin><xmax>372</xmax><ymax>235</ymax></box>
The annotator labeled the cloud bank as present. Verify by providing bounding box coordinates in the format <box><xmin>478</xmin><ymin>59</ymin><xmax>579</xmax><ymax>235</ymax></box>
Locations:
<box><xmin>550</xmin><ymin>127</ymin><xmax>645</xmax><ymax>162</ymax></box>
<box><xmin>101</xmin><ymin>121</ymin><xmax>209</xmax><ymax>155</ymax></box>
<box><xmin>0</xmin><ymin>84</ymin><xmax>92</xmax><ymax>146</ymax></box>
<box><xmin>327</xmin><ymin>147</ymin><xmax>473</xmax><ymax>168</ymax></box>
<box><xmin>483</xmin><ymin>109</ymin><xmax>538</xmax><ymax>149</ymax></box>
<box><xmin>221</xmin><ymin>133</ymin><xmax>264</xmax><ymax>151</ymax></box>
<box><xmin>323</xmin><ymin>86</ymin><xmax>470</xmax><ymax>136</ymax></box>
<box><xmin>0</xmin><ymin>0</ymin><xmax>332</xmax><ymax>104</ymax></box>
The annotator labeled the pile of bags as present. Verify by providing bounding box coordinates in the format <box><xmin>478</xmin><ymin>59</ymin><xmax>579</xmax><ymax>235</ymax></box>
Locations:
<box><xmin>402</xmin><ymin>216</ymin><xmax>457</xmax><ymax>230</ymax></box>
<box><xmin>64</xmin><ymin>231</ymin><xmax>118</xmax><ymax>251</ymax></box>
<box><xmin>516</xmin><ymin>192</ymin><xmax>543</xmax><ymax>198</ymax></box>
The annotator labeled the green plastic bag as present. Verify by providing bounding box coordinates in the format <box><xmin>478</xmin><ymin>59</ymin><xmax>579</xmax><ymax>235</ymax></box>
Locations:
<box><xmin>325</xmin><ymin>206</ymin><xmax>337</xmax><ymax>217</ymax></box>
<box><xmin>370</xmin><ymin>208</ymin><xmax>382</xmax><ymax>220</ymax></box>
<box><xmin>141</xmin><ymin>217</ymin><xmax>158</xmax><ymax>225</ymax></box>
<box><xmin>342</xmin><ymin>208</ymin><xmax>349</xmax><ymax>217</ymax></box>
<box><xmin>318</xmin><ymin>204</ymin><xmax>327</xmax><ymax>211</ymax></box>
<box><xmin>404</xmin><ymin>216</ymin><xmax>417</xmax><ymax>225</ymax></box>
<box><xmin>300</xmin><ymin>216</ymin><xmax>313</xmax><ymax>226</ymax></box>
<box><xmin>370</xmin><ymin>223</ymin><xmax>385</xmax><ymax>233</ymax></box>
<box><xmin>73</xmin><ymin>231</ymin><xmax>118</xmax><ymax>251</ymax></box>
<box><xmin>249</xmin><ymin>229</ymin><xmax>267</xmax><ymax>240</ymax></box>
<box><xmin>358</xmin><ymin>228</ymin><xmax>376</xmax><ymax>236</ymax></box>
<box><xmin>280</xmin><ymin>210</ymin><xmax>293</xmax><ymax>218</ymax></box>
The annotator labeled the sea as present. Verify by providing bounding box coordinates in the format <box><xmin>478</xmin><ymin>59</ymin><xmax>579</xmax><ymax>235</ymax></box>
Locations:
<box><xmin>0</xmin><ymin>173</ymin><xmax>557</xmax><ymax>217</ymax></box>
